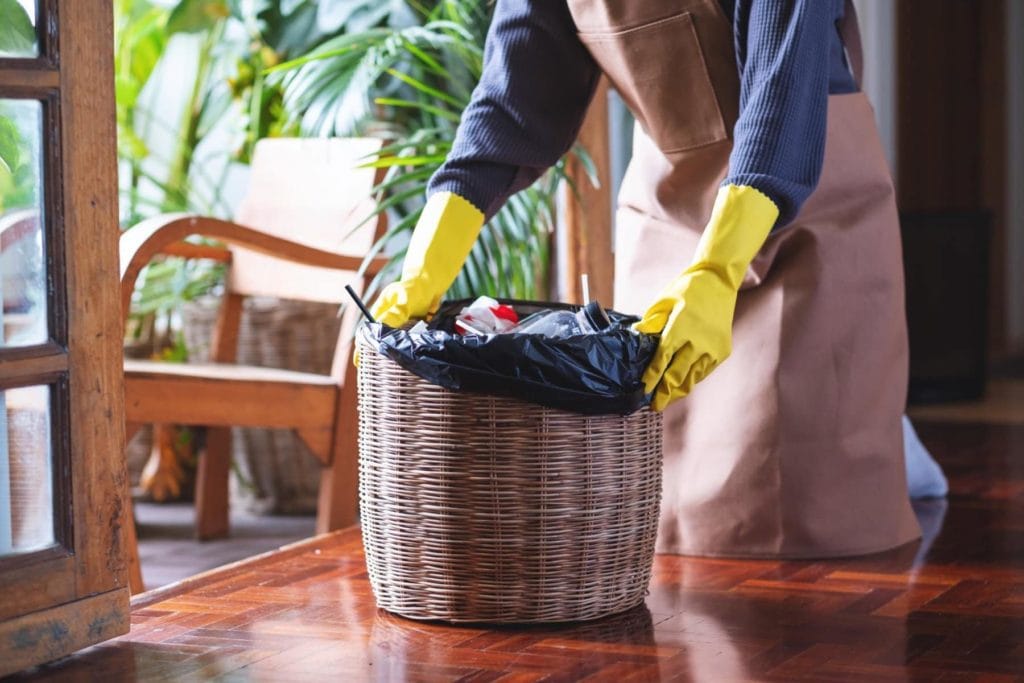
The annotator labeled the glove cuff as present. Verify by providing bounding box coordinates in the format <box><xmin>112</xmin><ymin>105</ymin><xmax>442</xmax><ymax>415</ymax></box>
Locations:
<box><xmin>402</xmin><ymin>191</ymin><xmax>485</xmax><ymax>281</ymax></box>
<box><xmin>690</xmin><ymin>184</ymin><xmax>779</xmax><ymax>290</ymax></box>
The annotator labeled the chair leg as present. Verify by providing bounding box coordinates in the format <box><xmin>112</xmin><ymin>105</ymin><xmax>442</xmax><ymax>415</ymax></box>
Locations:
<box><xmin>140</xmin><ymin>424</ymin><xmax>186</xmax><ymax>502</ymax></box>
<box><xmin>316</xmin><ymin>379</ymin><xmax>360</xmax><ymax>534</ymax></box>
<box><xmin>195</xmin><ymin>426</ymin><xmax>232</xmax><ymax>540</ymax></box>
<box><xmin>125</xmin><ymin>499</ymin><xmax>145</xmax><ymax>594</ymax></box>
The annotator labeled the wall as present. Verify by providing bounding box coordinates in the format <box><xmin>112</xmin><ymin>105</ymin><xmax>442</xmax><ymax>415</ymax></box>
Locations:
<box><xmin>1007</xmin><ymin>0</ymin><xmax>1024</xmax><ymax>356</ymax></box>
<box><xmin>895</xmin><ymin>0</ymin><xmax>1024</xmax><ymax>364</ymax></box>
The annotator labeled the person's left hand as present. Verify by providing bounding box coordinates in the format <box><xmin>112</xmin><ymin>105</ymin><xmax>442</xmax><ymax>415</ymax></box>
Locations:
<box><xmin>635</xmin><ymin>184</ymin><xmax>779</xmax><ymax>411</ymax></box>
<box><xmin>635</xmin><ymin>265</ymin><xmax>737</xmax><ymax>411</ymax></box>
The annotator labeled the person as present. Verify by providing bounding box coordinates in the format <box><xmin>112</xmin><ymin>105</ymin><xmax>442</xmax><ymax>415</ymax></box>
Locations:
<box><xmin>370</xmin><ymin>0</ymin><xmax>945</xmax><ymax>557</ymax></box>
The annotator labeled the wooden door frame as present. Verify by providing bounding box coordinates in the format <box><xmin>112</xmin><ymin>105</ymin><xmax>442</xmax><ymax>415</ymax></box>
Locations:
<box><xmin>0</xmin><ymin>0</ymin><xmax>129</xmax><ymax>675</ymax></box>
<box><xmin>562</xmin><ymin>78</ymin><xmax>615</xmax><ymax>308</ymax></box>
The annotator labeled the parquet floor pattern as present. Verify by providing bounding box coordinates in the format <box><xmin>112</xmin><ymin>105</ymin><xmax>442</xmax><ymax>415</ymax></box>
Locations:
<box><xmin>12</xmin><ymin>421</ymin><xmax>1024</xmax><ymax>681</ymax></box>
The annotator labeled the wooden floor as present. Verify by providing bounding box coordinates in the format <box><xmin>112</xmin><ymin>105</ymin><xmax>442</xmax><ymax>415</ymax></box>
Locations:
<box><xmin>11</xmin><ymin>419</ymin><xmax>1024</xmax><ymax>681</ymax></box>
<box><xmin>135</xmin><ymin>501</ymin><xmax>315</xmax><ymax>591</ymax></box>
<box><xmin>908</xmin><ymin>378</ymin><xmax>1024</xmax><ymax>426</ymax></box>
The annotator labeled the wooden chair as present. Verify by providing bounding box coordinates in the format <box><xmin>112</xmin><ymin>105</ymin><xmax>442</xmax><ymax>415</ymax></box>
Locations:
<box><xmin>120</xmin><ymin>138</ymin><xmax>389</xmax><ymax>593</ymax></box>
<box><xmin>0</xmin><ymin>209</ymin><xmax>44</xmax><ymax>341</ymax></box>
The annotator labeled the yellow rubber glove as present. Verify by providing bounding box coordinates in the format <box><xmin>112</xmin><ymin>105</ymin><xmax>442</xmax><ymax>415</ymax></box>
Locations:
<box><xmin>370</xmin><ymin>191</ymin><xmax>485</xmax><ymax>328</ymax></box>
<box><xmin>635</xmin><ymin>184</ymin><xmax>779</xmax><ymax>411</ymax></box>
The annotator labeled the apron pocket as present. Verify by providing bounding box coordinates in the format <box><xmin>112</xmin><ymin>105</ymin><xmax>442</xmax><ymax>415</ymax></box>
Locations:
<box><xmin>578</xmin><ymin>12</ymin><xmax>728</xmax><ymax>154</ymax></box>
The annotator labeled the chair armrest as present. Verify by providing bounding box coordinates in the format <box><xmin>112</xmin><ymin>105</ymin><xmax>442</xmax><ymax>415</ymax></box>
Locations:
<box><xmin>160</xmin><ymin>241</ymin><xmax>233</xmax><ymax>262</ymax></box>
<box><xmin>0</xmin><ymin>209</ymin><xmax>40</xmax><ymax>252</ymax></box>
<box><xmin>120</xmin><ymin>214</ymin><xmax>391</xmax><ymax>318</ymax></box>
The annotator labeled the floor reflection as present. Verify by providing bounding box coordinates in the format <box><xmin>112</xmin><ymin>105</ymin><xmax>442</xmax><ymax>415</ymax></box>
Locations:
<box><xmin>8</xmin><ymin>421</ymin><xmax>1023</xmax><ymax>681</ymax></box>
<box><xmin>366</xmin><ymin>605</ymin><xmax>660</xmax><ymax>681</ymax></box>
<box><xmin>911</xmin><ymin>497</ymin><xmax>949</xmax><ymax>567</ymax></box>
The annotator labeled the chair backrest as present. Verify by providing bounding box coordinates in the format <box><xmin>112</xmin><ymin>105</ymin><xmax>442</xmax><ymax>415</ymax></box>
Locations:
<box><xmin>228</xmin><ymin>138</ymin><xmax>385</xmax><ymax>304</ymax></box>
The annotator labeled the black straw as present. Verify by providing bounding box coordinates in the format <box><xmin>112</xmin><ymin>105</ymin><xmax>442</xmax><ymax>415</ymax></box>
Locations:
<box><xmin>345</xmin><ymin>285</ymin><xmax>376</xmax><ymax>323</ymax></box>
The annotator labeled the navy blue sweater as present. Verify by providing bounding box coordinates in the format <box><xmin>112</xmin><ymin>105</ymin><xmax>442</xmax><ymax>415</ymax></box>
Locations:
<box><xmin>429</xmin><ymin>0</ymin><xmax>856</xmax><ymax>228</ymax></box>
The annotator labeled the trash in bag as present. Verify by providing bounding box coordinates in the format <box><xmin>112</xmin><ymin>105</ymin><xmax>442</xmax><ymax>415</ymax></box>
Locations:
<box><xmin>360</xmin><ymin>298</ymin><xmax>659</xmax><ymax>415</ymax></box>
<box><xmin>452</xmin><ymin>296</ymin><xmax>521</xmax><ymax>335</ymax></box>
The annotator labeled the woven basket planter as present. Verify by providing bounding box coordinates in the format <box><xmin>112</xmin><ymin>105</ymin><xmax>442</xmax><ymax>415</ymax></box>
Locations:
<box><xmin>357</xmin><ymin>335</ymin><xmax>664</xmax><ymax>623</ymax></box>
<box><xmin>6</xmin><ymin>387</ymin><xmax>53</xmax><ymax>552</ymax></box>
<box><xmin>183</xmin><ymin>296</ymin><xmax>340</xmax><ymax>514</ymax></box>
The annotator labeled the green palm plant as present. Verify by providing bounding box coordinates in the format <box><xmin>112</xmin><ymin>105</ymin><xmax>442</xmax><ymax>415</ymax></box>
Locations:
<box><xmin>0</xmin><ymin>1</ymin><xmax>39</xmax><ymax>209</ymax></box>
<box><xmin>0</xmin><ymin>0</ymin><xmax>35</xmax><ymax>58</ymax></box>
<box><xmin>0</xmin><ymin>104</ymin><xmax>38</xmax><ymax>213</ymax></box>
<box><xmin>116</xmin><ymin>0</ymin><xmax>383</xmax><ymax>324</ymax></box>
<box><xmin>272</xmin><ymin>0</ymin><xmax>595</xmax><ymax>302</ymax></box>
<box><xmin>114</xmin><ymin>0</ymin><xmax>172</xmax><ymax>225</ymax></box>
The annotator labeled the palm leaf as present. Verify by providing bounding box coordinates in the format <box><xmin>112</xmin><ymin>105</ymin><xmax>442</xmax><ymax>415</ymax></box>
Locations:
<box><xmin>0</xmin><ymin>0</ymin><xmax>36</xmax><ymax>56</ymax></box>
<box><xmin>273</xmin><ymin>0</ymin><xmax>597</xmax><ymax>302</ymax></box>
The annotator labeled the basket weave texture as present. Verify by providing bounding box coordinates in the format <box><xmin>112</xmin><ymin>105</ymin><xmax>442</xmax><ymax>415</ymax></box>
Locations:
<box><xmin>357</xmin><ymin>336</ymin><xmax>664</xmax><ymax>623</ymax></box>
<box><xmin>6</xmin><ymin>386</ymin><xmax>53</xmax><ymax>553</ymax></box>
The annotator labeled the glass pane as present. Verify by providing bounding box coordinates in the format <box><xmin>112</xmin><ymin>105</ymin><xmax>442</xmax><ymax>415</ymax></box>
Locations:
<box><xmin>0</xmin><ymin>1</ymin><xmax>38</xmax><ymax>58</ymax></box>
<box><xmin>0</xmin><ymin>99</ymin><xmax>47</xmax><ymax>347</ymax></box>
<box><xmin>0</xmin><ymin>384</ymin><xmax>54</xmax><ymax>557</ymax></box>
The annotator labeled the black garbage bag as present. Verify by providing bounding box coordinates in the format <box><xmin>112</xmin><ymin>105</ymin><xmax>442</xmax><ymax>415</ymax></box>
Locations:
<box><xmin>360</xmin><ymin>299</ymin><xmax>659</xmax><ymax>415</ymax></box>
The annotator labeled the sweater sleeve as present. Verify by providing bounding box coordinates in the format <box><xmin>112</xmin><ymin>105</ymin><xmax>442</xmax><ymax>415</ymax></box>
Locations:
<box><xmin>726</xmin><ymin>0</ymin><xmax>847</xmax><ymax>228</ymax></box>
<box><xmin>427</xmin><ymin>0</ymin><xmax>601</xmax><ymax>219</ymax></box>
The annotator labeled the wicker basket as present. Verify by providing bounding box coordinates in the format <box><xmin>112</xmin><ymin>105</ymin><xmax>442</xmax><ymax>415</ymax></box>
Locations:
<box><xmin>6</xmin><ymin>386</ymin><xmax>53</xmax><ymax>552</ymax></box>
<box><xmin>357</xmin><ymin>335</ymin><xmax>664</xmax><ymax>623</ymax></box>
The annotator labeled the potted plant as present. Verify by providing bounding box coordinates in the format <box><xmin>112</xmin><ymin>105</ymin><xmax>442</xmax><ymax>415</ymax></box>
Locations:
<box><xmin>271</xmin><ymin>0</ymin><xmax>595</xmax><ymax>302</ymax></box>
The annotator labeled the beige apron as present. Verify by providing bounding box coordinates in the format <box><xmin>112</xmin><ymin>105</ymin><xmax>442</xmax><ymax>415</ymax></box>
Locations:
<box><xmin>568</xmin><ymin>0</ymin><xmax>921</xmax><ymax>557</ymax></box>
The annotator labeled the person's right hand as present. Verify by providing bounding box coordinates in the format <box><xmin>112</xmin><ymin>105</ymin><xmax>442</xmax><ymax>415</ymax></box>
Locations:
<box><xmin>369</xmin><ymin>191</ymin><xmax>485</xmax><ymax>329</ymax></box>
